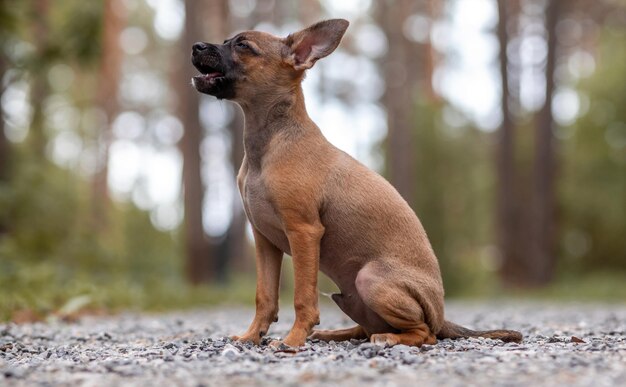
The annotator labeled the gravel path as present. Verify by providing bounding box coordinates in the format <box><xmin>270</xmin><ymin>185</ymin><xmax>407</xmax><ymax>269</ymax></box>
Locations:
<box><xmin>1</xmin><ymin>301</ymin><xmax>624</xmax><ymax>386</ymax></box>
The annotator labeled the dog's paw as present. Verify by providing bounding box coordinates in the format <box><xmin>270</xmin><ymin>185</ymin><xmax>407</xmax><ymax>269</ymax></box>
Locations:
<box><xmin>308</xmin><ymin>329</ymin><xmax>333</xmax><ymax>342</ymax></box>
<box><xmin>230</xmin><ymin>334</ymin><xmax>260</xmax><ymax>346</ymax></box>
<box><xmin>369</xmin><ymin>333</ymin><xmax>396</xmax><ymax>347</ymax></box>
<box><xmin>308</xmin><ymin>330</ymin><xmax>322</xmax><ymax>340</ymax></box>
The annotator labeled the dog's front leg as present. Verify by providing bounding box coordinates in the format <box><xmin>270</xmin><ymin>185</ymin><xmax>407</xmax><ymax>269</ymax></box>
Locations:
<box><xmin>231</xmin><ymin>228</ymin><xmax>283</xmax><ymax>345</ymax></box>
<box><xmin>271</xmin><ymin>220</ymin><xmax>324</xmax><ymax>348</ymax></box>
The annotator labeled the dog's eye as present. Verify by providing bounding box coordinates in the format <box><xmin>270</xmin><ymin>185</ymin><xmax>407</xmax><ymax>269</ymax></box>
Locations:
<box><xmin>236</xmin><ymin>42</ymin><xmax>249</xmax><ymax>50</ymax></box>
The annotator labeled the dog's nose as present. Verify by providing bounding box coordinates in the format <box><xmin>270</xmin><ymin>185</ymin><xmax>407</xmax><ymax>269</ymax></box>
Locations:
<box><xmin>192</xmin><ymin>42</ymin><xmax>209</xmax><ymax>53</ymax></box>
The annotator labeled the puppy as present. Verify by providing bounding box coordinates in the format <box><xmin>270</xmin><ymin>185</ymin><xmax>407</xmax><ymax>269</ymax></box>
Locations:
<box><xmin>191</xmin><ymin>19</ymin><xmax>522</xmax><ymax>347</ymax></box>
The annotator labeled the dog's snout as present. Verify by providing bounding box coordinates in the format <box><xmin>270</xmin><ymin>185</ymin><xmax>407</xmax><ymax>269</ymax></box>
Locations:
<box><xmin>192</xmin><ymin>42</ymin><xmax>209</xmax><ymax>53</ymax></box>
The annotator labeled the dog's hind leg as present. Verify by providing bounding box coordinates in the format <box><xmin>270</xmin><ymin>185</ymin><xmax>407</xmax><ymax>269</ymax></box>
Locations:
<box><xmin>369</xmin><ymin>325</ymin><xmax>437</xmax><ymax>346</ymax></box>
<box><xmin>309</xmin><ymin>325</ymin><xmax>368</xmax><ymax>342</ymax></box>
<box><xmin>355</xmin><ymin>262</ymin><xmax>441</xmax><ymax>347</ymax></box>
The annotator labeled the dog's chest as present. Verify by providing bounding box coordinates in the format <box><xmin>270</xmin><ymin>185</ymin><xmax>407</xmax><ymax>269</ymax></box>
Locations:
<box><xmin>239</xmin><ymin>168</ymin><xmax>291</xmax><ymax>253</ymax></box>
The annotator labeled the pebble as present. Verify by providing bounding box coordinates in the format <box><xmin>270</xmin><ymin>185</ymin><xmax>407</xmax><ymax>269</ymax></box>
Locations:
<box><xmin>0</xmin><ymin>302</ymin><xmax>624</xmax><ymax>386</ymax></box>
<box><xmin>221</xmin><ymin>344</ymin><xmax>240</xmax><ymax>360</ymax></box>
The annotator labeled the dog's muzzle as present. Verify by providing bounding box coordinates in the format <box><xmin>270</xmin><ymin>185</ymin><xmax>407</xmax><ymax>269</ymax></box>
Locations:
<box><xmin>190</xmin><ymin>42</ymin><xmax>236</xmax><ymax>99</ymax></box>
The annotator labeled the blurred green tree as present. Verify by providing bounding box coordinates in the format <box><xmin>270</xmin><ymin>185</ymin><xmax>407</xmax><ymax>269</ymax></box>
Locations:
<box><xmin>559</xmin><ymin>30</ymin><xmax>626</xmax><ymax>273</ymax></box>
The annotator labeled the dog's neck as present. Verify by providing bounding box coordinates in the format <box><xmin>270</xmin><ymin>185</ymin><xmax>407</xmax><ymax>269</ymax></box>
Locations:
<box><xmin>238</xmin><ymin>85</ymin><xmax>316</xmax><ymax>167</ymax></box>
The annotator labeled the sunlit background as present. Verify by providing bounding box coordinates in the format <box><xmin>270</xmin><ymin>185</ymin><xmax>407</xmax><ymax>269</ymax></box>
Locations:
<box><xmin>0</xmin><ymin>0</ymin><xmax>624</xmax><ymax>321</ymax></box>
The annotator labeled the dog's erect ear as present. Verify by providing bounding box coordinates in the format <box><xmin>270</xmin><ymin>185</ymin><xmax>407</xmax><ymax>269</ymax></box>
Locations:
<box><xmin>284</xmin><ymin>19</ymin><xmax>349</xmax><ymax>71</ymax></box>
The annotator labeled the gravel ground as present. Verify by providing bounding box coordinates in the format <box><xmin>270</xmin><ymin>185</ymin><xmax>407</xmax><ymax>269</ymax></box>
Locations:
<box><xmin>1</xmin><ymin>301</ymin><xmax>624</xmax><ymax>387</ymax></box>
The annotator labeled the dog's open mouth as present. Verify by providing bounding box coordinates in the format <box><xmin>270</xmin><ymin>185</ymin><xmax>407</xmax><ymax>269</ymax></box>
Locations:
<box><xmin>204</xmin><ymin>72</ymin><xmax>222</xmax><ymax>81</ymax></box>
<box><xmin>191</xmin><ymin>58</ymin><xmax>235</xmax><ymax>99</ymax></box>
<box><xmin>195</xmin><ymin>64</ymin><xmax>225</xmax><ymax>84</ymax></box>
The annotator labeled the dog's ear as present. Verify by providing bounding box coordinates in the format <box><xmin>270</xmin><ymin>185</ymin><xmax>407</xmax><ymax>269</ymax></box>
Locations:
<box><xmin>284</xmin><ymin>19</ymin><xmax>349</xmax><ymax>71</ymax></box>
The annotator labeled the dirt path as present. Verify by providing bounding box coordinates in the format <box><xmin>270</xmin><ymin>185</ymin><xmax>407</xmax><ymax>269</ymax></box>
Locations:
<box><xmin>1</xmin><ymin>302</ymin><xmax>625</xmax><ymax>386</ymax></box>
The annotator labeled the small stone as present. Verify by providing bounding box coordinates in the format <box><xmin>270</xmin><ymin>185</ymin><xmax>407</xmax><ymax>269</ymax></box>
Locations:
<box><xmin>221</xmin><ymin>344</ymin><xmax>240</xmax><ymax>360</ymax></box>
<box><xmin>358</xmin><ymin>343</ymin><xmax>383</xmax><ymax>359</ymax></box>
<box><xmin>98</xmin><ymin>332</ymin><xmax>113</xmax><ymax>341</ymax></box>
<box><xmin>389</xmin><ymin>344</ymin><xmax>411</xmax><ymax>357</ymax></box>
<box><xmin>164</xmin><ymin>342</ymin><xmax>177</xmax><ymax>350</ymax></box>
<box><xmin>4</xmin><ymin>367</ymin><xmax>25</xmax><ymax>379</ymax></box>
<box><xmin>0</xmin><ymin>343</ymin><xmax>13</xmax><ymax>352</ymax></box>
<box><xmin>547</xmin><ymin>336</ymin><xmax>565</xmax><ymax>343</ymax></box>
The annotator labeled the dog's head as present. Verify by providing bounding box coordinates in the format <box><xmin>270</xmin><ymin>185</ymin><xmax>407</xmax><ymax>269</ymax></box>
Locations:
<box><xmin>191</xmin><ymin>19</ymin><xmax>349</xmax><ymax>102</ymax></box>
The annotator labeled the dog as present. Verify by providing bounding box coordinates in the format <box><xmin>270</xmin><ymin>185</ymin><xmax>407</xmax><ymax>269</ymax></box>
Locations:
<box><xmin>191</xmin><ymin>19</ymin><xmax>522</xmax><ymax>348</ymax></box>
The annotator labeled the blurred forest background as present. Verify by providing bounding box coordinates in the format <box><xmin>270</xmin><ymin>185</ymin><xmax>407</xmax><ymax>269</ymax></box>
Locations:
<box><xmin>0</xmin><ymin>0</ymin><xmax>624</xmax><ymax>321</ymax></box>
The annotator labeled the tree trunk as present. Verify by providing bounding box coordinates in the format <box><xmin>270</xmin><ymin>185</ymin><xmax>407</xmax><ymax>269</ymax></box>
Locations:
<box><xmin>496</xmin><ymin>0</ymin><xmax>524</xmax><ymax>285</ymax></box>
<box><xmin>205</xmin><ymin>0</ymin><xmax>243</xmax><ymax>283</ymax></box>
<box><xmin>178</xmin><ymin>0</ymin><xmax>231</xmax><ymax>284</ymax></box>
<box><xmin>377</xmin><ymin>0</ymin><xmax>420</xmax><ymax>209</ymax></box>
<box><xmin>28</xmin><ymin>0</ymin><xmax>50</xmax><ymax>160</ymax></box>
<box><xmin>529</xmin><ymin>0</ymin><xmax>562</xmax><ymax>285</ymax></box>
<box><xmin>177</xmin><ymin>0</ymin><xmax>214</xmax><ymax>284</ymax></box>
<box><xmin>422</xmin><ymin>0</ymin><xmax>440</xmax><ymax>101</ymax></box>
<box><xmin>0</xmin><ymin>53</ymin><xmax>8</xmax><ymax>182</ymax></box>
<box><xmin>0</xmin><ymin>52</ymin><xmax>8</xmax><ymax>236</ymax></box>
<box><xmin>298</xmin><ymin>0</ymin><xmax>323</xmax><ymax>25</ymax></box>
<box><xmin>92</xmin><ymin>0</ymin><xmax>125</xmax><ymax>228</ymax></box>
<box><xmin>215</xmin><ymin>0</ymin><xmax>278</xmax><ymax>280</ymax></box>
<box><xmin>222</xmin><ymin>108</ymin><xmax>251</xmax><ymax>277</ymax></box>
<box><xmin>215</xmin><ymin>107</ymin><xmax>250</xmax><ymax>282</ymax></box>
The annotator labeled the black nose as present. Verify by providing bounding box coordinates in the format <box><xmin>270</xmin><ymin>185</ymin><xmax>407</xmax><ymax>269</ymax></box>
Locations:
<box><xmin>192</xmin><ymin>42</ymin><xmax>209</xmax><ymax>53</ymax></box>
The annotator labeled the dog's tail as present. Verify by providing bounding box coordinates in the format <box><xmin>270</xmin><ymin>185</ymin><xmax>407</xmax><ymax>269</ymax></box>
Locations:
<box><xmin>436</xmin><ymin>320</ymin><xmax>522</xmax><ymax>343</ymax></box>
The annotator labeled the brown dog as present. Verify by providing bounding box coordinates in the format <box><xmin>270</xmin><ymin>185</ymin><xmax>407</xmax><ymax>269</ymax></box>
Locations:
<box><xmin>191</xmin><ymin>19</ymin><xmax>522</xmax><ymax>348</ymax></box>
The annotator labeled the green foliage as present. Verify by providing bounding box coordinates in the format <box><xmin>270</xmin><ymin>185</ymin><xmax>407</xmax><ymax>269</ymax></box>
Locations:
<box><xmin>465</xmin><ymin>271</ymin><xmax>626</xmax><ymax>302</ymax></box>
<box><xmin>0</xmin><ymin>1</ymin><xmax>19</xmax><ymax>38</ymax></box>
<box><xmin>51</xmin><ymin>1</ymin><xmax>103</xmax><ymax>65</ymax></box>
<box><xmin>410</xmin><ymin>26</ymin><xmax>626</xmax><ymax>296</ymax></box>
<box><xmin>0</xmin><ymin>157</ymin><xmax>79</xmax><ymax>261</ymax></box>
<box><xmin>0</xmin><ymin>0</ymin><xmax>251</xmax><ymax>321</ymax></box>
<box><xmin>411</xmin><ymin>100</ymin><xmax>495</xmax><ymax>296</ymax></box>
<box><xmin>0</xmin><ymin>260</ymin><xmax>257</xmax><ymax>322</ymax></box>
<box><xmin>559</xmin><ymin>30</ymin><xmax>626</xmax><ymax>273</ymax></box>
<box><xmin>0</xmin><ymin>150</ymin><xmax>255</xmax><ymax>321</ymax></box>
